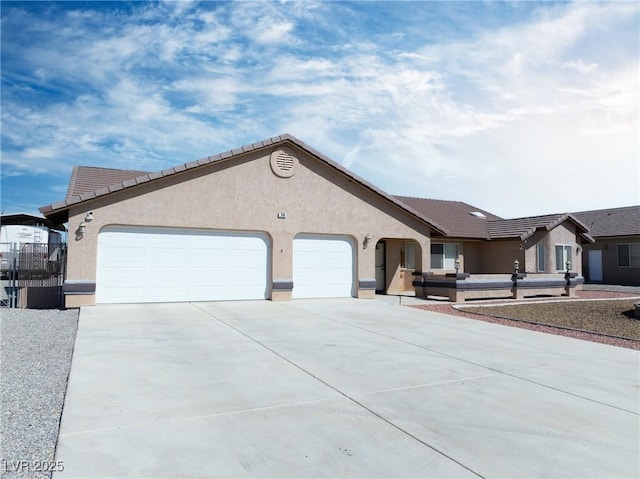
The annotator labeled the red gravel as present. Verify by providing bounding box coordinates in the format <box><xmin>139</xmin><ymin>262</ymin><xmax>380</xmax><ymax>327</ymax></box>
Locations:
<box><xmin>410</xmin><ymin>290</ymin><xmax>640</xmax><ymax>350</ymax></box>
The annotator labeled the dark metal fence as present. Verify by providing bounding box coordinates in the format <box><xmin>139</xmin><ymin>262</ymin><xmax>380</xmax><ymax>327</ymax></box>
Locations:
<box><xmin>1</xmin><ymin>243</ymin><xmax>67</xmax><ymax>309</ymax></box>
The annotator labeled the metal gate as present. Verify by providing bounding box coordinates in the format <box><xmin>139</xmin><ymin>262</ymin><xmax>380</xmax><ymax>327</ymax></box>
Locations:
<box><xmin>1</xmin><ymin>243</ymin><xmax>67</xmax><ymax>309</ymax></box>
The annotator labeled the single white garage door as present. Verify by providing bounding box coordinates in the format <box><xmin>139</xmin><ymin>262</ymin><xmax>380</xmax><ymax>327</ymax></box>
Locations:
<box><xmin>96</xmin><ymin>226</ymin><xmax>269</xmax><ymax>303</ymax></box>
<box><xmin>293</xmin><ymin>235</ymin><xmax>354</xmax><ymax>298</ymax></box>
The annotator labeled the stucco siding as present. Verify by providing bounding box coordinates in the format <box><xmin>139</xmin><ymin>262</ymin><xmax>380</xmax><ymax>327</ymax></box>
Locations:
<box><xmin>582</xmin><ymin>236</ymin><xmax>640</xmax><ymax>285</ymax></box>
<box><xmin>66</xmin><ymin>145</ymin><xmax>434</xmax><ymax>304</ymax></box>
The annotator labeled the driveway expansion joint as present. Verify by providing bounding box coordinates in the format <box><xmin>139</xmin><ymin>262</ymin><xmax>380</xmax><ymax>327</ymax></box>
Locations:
<box><xmin>190</xmin><ymin>303</ymin><xmax>486</xmax><ymax>479</ymax></box>
<box><xmin>288</xmin><ymin>303</ymin><xmax>639</xmax><ymax>416</ymax></box>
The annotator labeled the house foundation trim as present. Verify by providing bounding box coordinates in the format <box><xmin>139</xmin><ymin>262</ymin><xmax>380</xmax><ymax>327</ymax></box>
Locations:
<box><xmin>272</xmin><ymin>280</ymin><xmax>294</xmax><ymax>291</ymax></box>
<box><xmin>358</xmin><ymin>279</ymin><xmax>377</xmax><ymax>290</ymax></box>
<box><xmin>62</xmin><ymin>280</ymin><xmax>96</xmax><ymax>295</ymax></box>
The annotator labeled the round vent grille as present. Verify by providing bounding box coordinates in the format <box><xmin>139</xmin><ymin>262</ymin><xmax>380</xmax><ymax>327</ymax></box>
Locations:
<box><xmin>270</xmin><ymin>148</ymin><xmax>298</xmax><ymax>178</ymax></box>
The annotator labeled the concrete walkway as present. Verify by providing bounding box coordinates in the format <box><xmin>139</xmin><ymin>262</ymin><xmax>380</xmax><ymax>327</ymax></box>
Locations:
<box><xmin>55</xmin><ymin>299</ymin><xmax>639</xmax><ymax>478</ymax></box>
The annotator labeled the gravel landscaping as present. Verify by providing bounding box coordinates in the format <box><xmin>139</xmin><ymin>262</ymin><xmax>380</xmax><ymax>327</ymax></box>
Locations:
<box><xmin>461</xmin><ymin>299</ymin><xmax>640</xmax><ymax>340</ymax></box>
<box><xmin>1</xmin><ymin>309</ymin><xmax>78</xmax><ymax>479</ymax></box>
<box><xmin>413</xmin><ymin>291</ymin><xmax>640</xmax><ymax>350</ymax></box>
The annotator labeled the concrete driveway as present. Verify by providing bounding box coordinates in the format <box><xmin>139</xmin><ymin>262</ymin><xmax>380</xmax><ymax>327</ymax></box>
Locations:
<box><xmin>55</xmin><ymin>299</ymin><xmax>639</xmax><ymax>478</ymax></box>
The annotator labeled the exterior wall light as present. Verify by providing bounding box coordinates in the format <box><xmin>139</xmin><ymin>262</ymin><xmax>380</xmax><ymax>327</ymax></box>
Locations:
<box><xmin>78</xmin><ymin>222</ymin><xmax>87</xmax><ymax>234</ymax></box>
<box><xmin>363</xmin><ymin>233</ymin><xmax>372</xmax><ymax>249</ymax></box>
<box><xmin>513</xmin><ymin>259</ymin><xmax>520</xmax><ymax>273</ymax></box>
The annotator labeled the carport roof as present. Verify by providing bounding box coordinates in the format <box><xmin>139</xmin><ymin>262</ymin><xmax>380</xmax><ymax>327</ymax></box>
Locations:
<box><xmin>39</xmin><ymin>134</ymin><xmax>450</xmax><ymax>235</ymax></box>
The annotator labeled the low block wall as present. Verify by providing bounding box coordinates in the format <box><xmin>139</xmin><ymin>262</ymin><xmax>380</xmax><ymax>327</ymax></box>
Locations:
<box><xmin>413</xmin><ymin>272</ymin><xmax>583</xmax><ymax>302</ymax></box>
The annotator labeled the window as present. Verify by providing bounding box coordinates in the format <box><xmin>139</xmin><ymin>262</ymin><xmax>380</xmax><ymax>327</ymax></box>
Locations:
<box><xmin>555</xmin><ymin>245</ymin><xmax>572</xmax><ymax>271</ymax></box>
<box><xmin>431</xmin><ymin>243</ymin><xmax>458</xmax><ymax>270</ymax></box>
<box><xmin>618</xmin><ymin>243</ymin><xmax>640</xmax><ymax>267</ymax></box>
<box><xmin>403</xmin><ymin>242</ymin><xmax>416</xmax><ymax>269</ymax></box>
<box><xmin>537</xmin><ymin>244</ymin><xmax>545</xmax><ymax>272</ymax></box>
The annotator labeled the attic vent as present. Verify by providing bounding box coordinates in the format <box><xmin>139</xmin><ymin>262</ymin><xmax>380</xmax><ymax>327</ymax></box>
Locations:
<box><xmin>470</xmin><ymin>211</ymin><xmax>487</xmax><ymax>218</ymax></box>
<box><xmin>270</xmin><ymin>148</ymin><xmax>298</xmax><ymax>178</ymax></box>
<box><xmin>275</xmin><ymin>152</ymin><xmax>295</xmax><ymax>171</ymax></box>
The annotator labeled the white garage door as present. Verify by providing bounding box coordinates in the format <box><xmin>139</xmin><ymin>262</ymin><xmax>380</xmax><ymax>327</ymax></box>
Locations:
<box><xmin>96</xmin><ymin>226</ymin><xmax>269</xmax><ymax>303</ymax></box>
<box><xmin>293</xmin><ymin>235</ymin><xmax>354</xmax><ymax>299</ymax></box>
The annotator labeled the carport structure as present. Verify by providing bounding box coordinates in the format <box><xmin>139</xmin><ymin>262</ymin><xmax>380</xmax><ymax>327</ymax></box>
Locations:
<box><xmin>54</xmin><ymin>299</ymin><xmax>639</xmax><ymax>478</ymax></box>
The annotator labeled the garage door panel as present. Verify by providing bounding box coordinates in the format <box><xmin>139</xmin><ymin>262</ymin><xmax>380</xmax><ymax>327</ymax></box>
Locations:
<box><xmin>147</xmin><ymin>286</ymin><xmax>190</xmax><ymax>301</ymax></box>
<box><xmin>293</xmin><ymin>235</ymin><xmax>354</xmax><ymax>299</ymax></box>
<box><xmin>97</xmin><ymin>227</ymin><xmax>269</xmax><ymax>303</ymax></box>
<box><xmin>149</xmin><ymin>247</ymin><xmax>189</xmax><ymax>260</ymax></box>
<box><xmin>105</xmin><ymin>287</ymin><xmax>144</xmax><ymax>302</ymax></box>
<box><xmin>149</xmin><ymin>269</ymin><xmax>189</xmax><ymax>286</ymax></box>
<box><xmin>102</xmin><ymin>247</ymin><xmax>146</xmax><ymax>267</ymax></box>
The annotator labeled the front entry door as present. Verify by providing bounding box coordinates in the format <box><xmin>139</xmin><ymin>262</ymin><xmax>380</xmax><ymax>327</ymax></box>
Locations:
<box><xmin>375</xmin><ymin>241</ymin><xmax>386</xmax><ymax>293</ymax></box>
<box><xmin>588</xmin><ymin>250</ymin><xmax>603</xmax><ymax>282</ymax></box>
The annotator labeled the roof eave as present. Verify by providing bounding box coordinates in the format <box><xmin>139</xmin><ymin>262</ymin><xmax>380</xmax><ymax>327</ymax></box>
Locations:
<box><xmin>38</xmin><ymin>134</ymin><xmax>450</xmax><ymax>236</ymax></box>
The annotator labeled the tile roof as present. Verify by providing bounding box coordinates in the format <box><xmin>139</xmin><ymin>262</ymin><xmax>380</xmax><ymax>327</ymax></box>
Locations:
<box><xmin>39</xmin><ymin>134</ymin><xmax>449</xmax><ymax>235</ymax></box>
<box><xmin>39</xmin><ymin>133</ymin><xmax>606</xmax><ymax>243</ymax></box>
<box><xmin>66</xmin><ymin>166</ymin><xmax>151</xmax><ymax>199</ymax></box>
<box><xmin>486</xmin><ymin>213</ymin><xmax>593</xmax><ymax>242</ymax></box>
<box><xmin>572</xmin><ymin>205</ymin><xmax>640</xmax><ymax>238</ymax></box>
<box><xmin>394</xmin><ymin>196</ymin><xmax>502</xmax><ymax>239</ymax></box>
<box><xmin>394</xmin><ymin>197</ymin><xmax>594</xmax><ymax>241</ymax></box>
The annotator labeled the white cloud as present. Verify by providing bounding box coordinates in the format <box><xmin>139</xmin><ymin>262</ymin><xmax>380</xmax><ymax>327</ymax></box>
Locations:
<box><xmin>1</xmin><ymin>1</ymin><xmax>637</xmax><ymax>217</ymax></box>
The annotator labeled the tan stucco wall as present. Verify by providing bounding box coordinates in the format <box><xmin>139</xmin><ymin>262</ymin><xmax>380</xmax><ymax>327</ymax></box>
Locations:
<box><xmin>65</xmin><ymin>144</ymin><xmax>433</xmax><ymax>304</ymax></box>
<box><xmin>438</xmin><ymin>222</ymin><xmax>584</xmax><ymax>276</ymax></box>
<box><xmin>381</xmin><ymin>238</ymin><xmax>423</xmax><ymax>294</ymax></box>
<box><xmin>525</xmin><ymin>223</ymin><xmax>583</xmax><ymax>275</ymax></box>
<box><xmin>459</xmin><ymin>241</ymin><xmax>483</xmax><ymax>273</ymax></box>
<box><xmin>582</xmin><ymin>236</ymin><xmax>640</xmax><ymax>285</ymax></box>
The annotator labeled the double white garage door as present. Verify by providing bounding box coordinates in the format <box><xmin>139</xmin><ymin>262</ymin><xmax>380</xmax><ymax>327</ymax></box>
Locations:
<box><xmin>96</xmin><ymin>227</ymin><xmax>354</xmax><ymax>303</ymax></box>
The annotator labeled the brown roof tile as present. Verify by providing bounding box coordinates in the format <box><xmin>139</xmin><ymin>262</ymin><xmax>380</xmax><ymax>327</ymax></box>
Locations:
<box><xmin>66</xmin><ymin>166</ymin><xmax>151</xmax><ymax>199</ymax></box>
<box><xmin>394</xmin><ymin>196</ymin><xmax>501</xmax><ymax>239</ymax></box>
<box><xmin>487</xmin><ymin>213</ymin><xmax>592</xmax><ymax>241</ymax></box>
<box><xmin>572</xmin><ymin>206</ymin><xmax>640</xmax><ymax>238</ymax></box>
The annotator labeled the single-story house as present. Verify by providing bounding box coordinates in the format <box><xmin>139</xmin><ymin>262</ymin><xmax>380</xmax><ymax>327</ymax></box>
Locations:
<box><xmin>40</xmin><ymin>134</ymin><xmax>593</xmax><ymax>307</ymax></box>
<box><xmin>573</xmin><ymin>206</ymin><xmax>640</xmax><ymax>286</ymax></box>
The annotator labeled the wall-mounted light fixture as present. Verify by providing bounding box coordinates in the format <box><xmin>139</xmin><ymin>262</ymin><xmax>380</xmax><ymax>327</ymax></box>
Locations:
<box><xmin>513</xmin><ymin>259</ymin><xmax>520</xmax><ymax>273</ymax></box>
<box><xmin>454</xmin><ymin>257</ymin><xmax>461</xmax><ymax>273</ymax></box>
<box><xmin>363</xmin><ymin>233</ymin><xmax>372</xmax><ymax>249</ymax></box>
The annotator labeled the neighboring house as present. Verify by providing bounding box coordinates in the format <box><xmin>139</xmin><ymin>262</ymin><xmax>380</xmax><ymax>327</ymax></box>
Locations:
<box><xmin>39</xmin><ymin>134</ymin><xmax>593</xmax><ymax>307</ymax></box>
<box><xmin>573</xmin><ymin>206</ymin><xmax>640</xmax><ymax>286</ymax></box>
<box><xmin>0</xmin><ymin>213</ymin><xmax>65</xmax><ymax>271</ymax></box>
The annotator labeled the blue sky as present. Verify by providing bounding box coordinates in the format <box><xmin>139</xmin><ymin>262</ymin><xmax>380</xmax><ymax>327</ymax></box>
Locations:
<box><xmin>1</xmin><ymin>1</ymin><xmax>638</xmax><ymax>220</ymax></box>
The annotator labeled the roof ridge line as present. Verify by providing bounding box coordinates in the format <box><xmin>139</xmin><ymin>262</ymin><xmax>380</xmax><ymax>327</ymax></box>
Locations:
<box><xmin>40</xmin><ymin>134</ymin><xmax>450</xmax><ymax>236</ymax></box>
